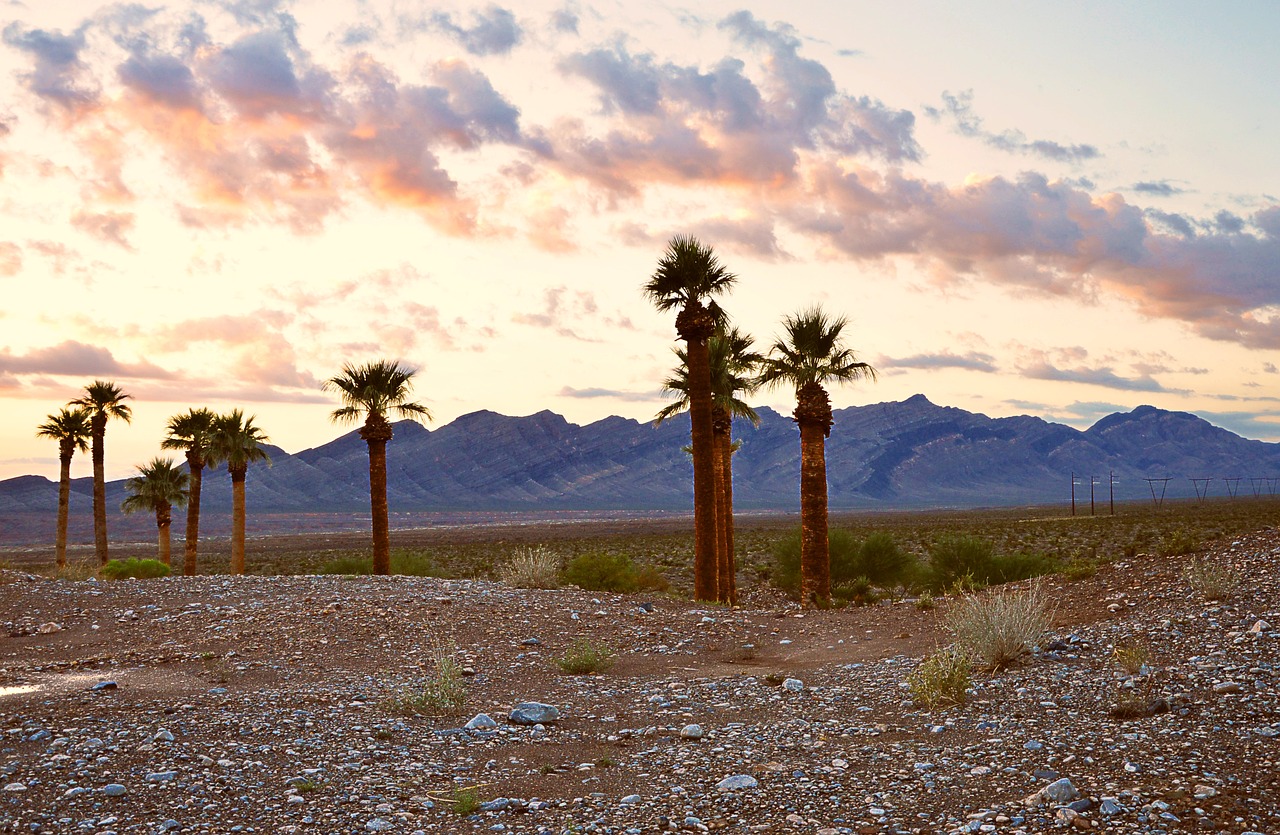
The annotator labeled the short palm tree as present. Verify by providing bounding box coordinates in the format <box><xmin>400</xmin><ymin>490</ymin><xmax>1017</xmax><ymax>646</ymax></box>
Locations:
<box><xmin>756</xmin><ymin>307</ymin><xmax>876</xmax><ymax>607</ymax></box>
<box><xmin>120</xmin><ymin>458</ymin><xmax>189</xmax><ymax>567</ymax></box>
<box><xmin>161</xmin><ymin>408</ymin><xmax>217</xmax><ymax>576</ymax></box>
<box><xmin>69</xmin><ymin>381</ymin><xmax>132</xmax><ymax>565</ymax></box>
<box><xmin>206</xmin><ymin>410</ymin><xmax>271</xmax><ymax>575</ymax></box>
<box><xmin>35</xmin><ymin>407</ymin><xmax>92</xmax><ymax>570</ymax></box>
<box><xmin>324</xmin><ymin>360</ymin><xmax>432</xmax><ymax>575</ymax></box>
<box><xmin>643</xmin><ymin>236</ymin><xmax>737</xmax><ymax>601</ymax></box>
<box><xmin>655</xmin><ymin>326</ymin><xmax>761</xmax><ymax>604</ymax></box>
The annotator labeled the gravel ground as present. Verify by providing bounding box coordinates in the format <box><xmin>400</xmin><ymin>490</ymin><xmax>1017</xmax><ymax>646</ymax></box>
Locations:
<box><xmin>2</xmin><ymin>528</ymin><xmax>1278</xmax><ymax>835</ymax></box>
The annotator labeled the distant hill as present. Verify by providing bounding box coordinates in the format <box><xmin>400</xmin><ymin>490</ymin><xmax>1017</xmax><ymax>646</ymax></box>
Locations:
<box><xmin>3</xmin><ymin>395</ymin><xmax>1279</xmax><ymax>546</ymax></box>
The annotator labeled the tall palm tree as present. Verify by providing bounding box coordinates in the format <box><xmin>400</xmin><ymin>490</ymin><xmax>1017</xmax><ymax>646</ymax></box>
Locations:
<box><xmin>756</xmin><ymin>307</ymin><xmax>876</xmax><ymax>607</ymax></box>
<box><xmin>206</xmin><ymin>410</ymin><xmax>270</xmax><ymax>575</ymax></box>
<box><xmin>655</xmin><ymin>327</ymin><xmax>761</xmax><ymax>604</ymax></box>
<box><xmin>643</xmin><ymin>235</ymin><xmax>737</xmax><ymax>601</ymax></box>
<box><xmin>69</xmin><ymin>381</ymin><xmax>132</xmax><ymax>565</ymax></box>
<box><xmin>324</xmin><ymin>360</ymin><xmax>432</xmax><ymax>575</ymax></box>
<box><xmin>35</xmin><ymin>407</ymin><xmax>92</xmax><ymax>570</ymax></box>
<box><xmin>161</xmin><ymin>408</ymin><xmax>217</xmax><ymax>576</ymax></box>
<box><xmin>120</xmin><ymin>458</ymin><xmax>189</xmax><ymax>567</ymax></box>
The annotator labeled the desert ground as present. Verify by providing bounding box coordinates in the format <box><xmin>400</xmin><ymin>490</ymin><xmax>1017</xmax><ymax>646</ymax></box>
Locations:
<box><xmin>1</xmin><ymin>509</ymin><xmax>1278</xmax><ymax>834</ymax></box>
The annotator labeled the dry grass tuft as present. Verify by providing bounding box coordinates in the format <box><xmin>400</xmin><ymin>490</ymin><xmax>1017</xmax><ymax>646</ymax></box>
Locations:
<box><xmin>497</xmin><ymin>546</ymin><xmax>562</xmax><ymax>589</ymax></box>
<box><xmin>907</xmin><ymin>646</ymin><xmax>971</xmax><ymax>708</ymax></box>
<box><xmin>1182</xmin><ymin>557</ymin><xmax>1239</xmax><ymax>601</ymax></box>
<box><xmin>946</xmin><ymin>582</ymin><xmax>1054</xmax><ymax>671</ymax></box>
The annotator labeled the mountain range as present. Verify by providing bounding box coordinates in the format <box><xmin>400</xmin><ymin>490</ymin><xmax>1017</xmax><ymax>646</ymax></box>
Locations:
<box><xmin>3</xmin><ymin>395</ymin><xmax>1279</xmax><ymax>547</ymax></box>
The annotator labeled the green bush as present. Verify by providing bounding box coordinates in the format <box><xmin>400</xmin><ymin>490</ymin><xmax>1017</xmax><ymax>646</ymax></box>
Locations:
<box><xmin>772</xmin><ymin>529</ymin><xmax>910</xmax><ymax>598</ymax></box>
<box><xmin>926</xmin><ymin>536</ymin><xmax>1054</xmax><ymax>590</ymax></box>
<box><xmin>320</xmin><ymin>549</ymin><xmax>449</xmax><ymax>577</ymax></box>
<box><xmin>560</xmin><ymin>552</ymin><xmax>669</xmax><ymax>594</ymax></box>
<box><xmin>832</xmin><ymin>576</ymin><xmax>877</xmax><ymax>606</ymax></box>
<box><xmin>100</xmin><ymin>558</ymin><xmax>171</xmax><ymax>580</ymax></box>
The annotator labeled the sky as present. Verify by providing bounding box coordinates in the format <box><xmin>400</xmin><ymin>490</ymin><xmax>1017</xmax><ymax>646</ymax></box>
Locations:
<box><xmin>1</xmin><ymin>0</ymin><xmax>1278</xmax><ymax>482</ymax></box>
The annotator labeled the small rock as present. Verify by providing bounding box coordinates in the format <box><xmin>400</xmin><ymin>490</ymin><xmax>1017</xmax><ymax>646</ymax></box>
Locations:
<box><xmin>3</xmin><ymin>783</ymin><xmax>26</xmax><ymax>792</ymax></box>
<box><xmin>781</xmin><ymin>678</ymin><xmax>804</xmax><ymax>692</ymax></box>
<box><xmin>36</xmin><ymin>622</ymin><xmax>63</xmax><ymax>634</ymax></box>
<box><xmin>1213</xmin><ymin>681</ymin><xmax>1244</xmax><ymax>695</ymax></box>
<box><xmin>509</xmin><ymin>702</ymin><xmax>560</xmax><ymax>725</ymax></box>
<box><xmin>716</xmin><ymin>775</ymin><xmax>758</xmax><ymax>791</ymax></box>
<box><xmin>680</xmin><ymin>724</ymin><xmax>704</xmax><ymax>740</ymax></box>
<box><xmin>465</xmin><ymin>713</ymin><xmax>498</xmax><ymax>730</ymax></box>
<box><xmin>102</xmin><ymin>784</ymin><xmax>128</xmax><ymax>797</ymax></box>
<box><xmin>92</xmin><ymin>680</ymin><xmax>118</xmax><ymax>691</ymax></box>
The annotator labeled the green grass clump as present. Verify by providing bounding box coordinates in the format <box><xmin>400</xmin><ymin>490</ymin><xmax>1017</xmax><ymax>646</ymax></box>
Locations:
<box><xmin>946</xmin><ymin>583</ymin><xmax>1054</xmax><ymax>671</ymax></box>
<box><xmin>560</xmin><ymin>552</ymin><xmax>668</xmax><ymax>593</ymax></box>
<box><xmin>1158</xmin><ymin>528</ymin><xmax>1203</xmax><ymax>557</ymax></box>
<box><xmin>907</xmin><ymin>646</ymin><xmax>971</xmax><ymax>708</ymax></box>
<box><xmin>100</xmin><ymin>558</ymin><xmax>171</xmax><ymax>580</ymax></box>
<box><xmin>320</xmin><ymin>549</ymin><xmax>449</xmax><ymax>577</ymax></box>
<box><xmin>387</xmin><ymin>644</ymin><xmax>466</xmax><ymax>716</ymax></box>
<box><xmin>556</xmin><ymin>637</ymin><xmax>616</xmax><ymax>674</ymax></box>
<box><xmin>450</xmin><ymin>787</ymin><xmax>481</xmax><ymax>815</ymax></box>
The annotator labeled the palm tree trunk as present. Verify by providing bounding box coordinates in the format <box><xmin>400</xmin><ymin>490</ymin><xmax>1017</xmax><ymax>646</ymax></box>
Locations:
<box><xmin>90</xmin><ymin>416</ymin><xmax>109</xmax><ymax>566</ymax></box>
<box><xmin>719</xmin><ymin>428</ymin><xmax>738</xmax><ymax>605</ymax></box>
<box><xmin>680</xmin><ymin>305</ymin><xmax>718</xmax><ymax>601</ymax></box>
<box><xmin>366</xmin><ymin>434</ymin><xmax>391</xmax><ymax>575</ymax></box>
<box><xmin>55</xmin><ymin>446</ymin><xmax>72</xmax><ymax>570</ymax></box>
<box><xmin>156</xmin><ymin>501</ymin><xmax>172</xmax><ymax>567</ymax></box>
<box><xmin>712</xmin><ymin>408</ymin><xmax>732</xmax><ymax>604</ymax></box>
<box><xmin>230</xmin><ymin>467</ymin><xmax>246</xmax><ymax>575</ymax></box>
<box><xmin>795</xmin><ymin>381</ymin><xmax>834</xmax><ymax>608</ymax></box>
<box><xmin>798</xmin><ymin>419</ymin><xmax>830</xmax><ymax>607</ymax></box>
<box><xmin>184</xmin><ymin>456</ymin><xmax>203</xmax><ymax>576</ymax></box>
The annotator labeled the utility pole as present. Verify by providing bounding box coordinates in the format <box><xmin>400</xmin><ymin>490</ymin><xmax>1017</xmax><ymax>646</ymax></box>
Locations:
<box><xmin>1070</xmin><ymin>472</ymin><xmax>1077</xmax><ymax>516</ymax></box>
<box><xmin>1090</xmin><ymin>475</ymin><xmax>1098</xmax><ymax>516</ymax></box>
<box><xmin>1110</xmin><ymin>470</ymin><xmax>1115</xmax><ymax>516</ymax></box>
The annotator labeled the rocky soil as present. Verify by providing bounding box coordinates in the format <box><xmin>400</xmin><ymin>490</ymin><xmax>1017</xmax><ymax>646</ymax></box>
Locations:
<box><xmin>1</xmin><ymin>528</ymin><xmax>1278</xmax><ymax>835</ymax></box>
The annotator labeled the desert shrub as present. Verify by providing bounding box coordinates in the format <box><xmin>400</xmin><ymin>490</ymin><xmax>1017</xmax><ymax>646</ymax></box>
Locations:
<box><xmin>1112</xmin><ymin>639</ymin><xmax>1151</xmax><ymax>675</ymax></box>
<box><xmin>556</xmin><ymin>637</ymin><xmax>616</xmax><ymax>674</ymax></box>
<box><xmin>832</xmin><ymin>576</ymin><xmax>877</xmax><ymax>606</ymax></box>
<box><xmin>388</xmin><ymin>643</ymin><xmax>466</xmax><ymax>716</ymax></box>
<box><xmin>450</xmin><ymin>787</ymin><xmax>481</xmax><ymax>815</ymax></box>
<box><xmin>927</xmin><ymin>535</ymin><xmax>1054</xmax><ymax>589</ymax></box>
<box><xmin>100</xmin><ymin>558</ymin><xmax>170</xmax><ymax>580</ymax></box>
<box><xmin>907</xmin><ymin>646</ymin><xmax>971</xmax><ymax>708</ymax></box>
<box><xmin>1159</xmin><ymin>528</ymin><xmax>1203</xmax><ymax>558</ymax></box>
<box><xmin>498</xmin><ymin>546</ymin><xmax>561</xmax><ymax>589</ymax></box>
<box><xmin>560</xmin><ymin>552</ymin><xmax>668</xmax><ymax>593</ymax></box>
<box><xmin>946</xmin><ymin>583</ymin><xmax>1053</xmax><ymax>671</ymax></box>
<box><xmin>321</xmin><ymin>549</ymin><xmax>449</xmax><ymax>577</ymax></box>
<box><xmin>772</xmin><ymin>529</ymin><xmax>906</xmax><ymax>597</ymax></box>
<box><xmin>1182</xmin><ymin>557</ymin><xmax>1239</xmax><ymax>600</ymax></box>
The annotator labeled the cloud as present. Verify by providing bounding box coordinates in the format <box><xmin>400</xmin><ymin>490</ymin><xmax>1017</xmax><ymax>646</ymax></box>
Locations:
<box><xmin>0</xmin><ymin>340</ymin><xmax>175</xmax><ymax>379</ymax></box>
<box><xmin>549</xmin><ymin>5</ymin><xmax>580</xmax><ymax>35</ymax></box>
<box><xmin>926</xmin><ymin>90</ymin><xmax>1099</xmax><ymax>163</ymax></box>
<box><xmin>71</xmin><ymin>210</ymin><xmax>135</xmax><ymax>249</ymax></box>
<box><xmin>430</xmin><ymin>6</ymin><xmax>522</xmax><ymax>56</ymax></box>
<box><xmin>1194</xmin><ymin>410</ymin><xmax>1280</xmax><ymax>442</ymax></box>
<box><xmin>558</xmin><ymin>385</ymin><xmax>658</xmax><ymax>402</ymax></box>
<box><xmin>0</xmin><ymin>243</ymin><xmax>20</xmax><ymax>276</ymax></box>
<box><xmin>1132</xmin><ymin>180</ymin><xmax>1185</xmax><ymax>197</ymax></box>
<box><xmin>1022</xmin><ymin>361</ymin><xmax>1174</xmax><ymax>393</ymax></box>
<box><xmin>616</xmin><ymin>214</ymin><xmax>789</xmax><ymax>260</ymax></box>
<box><xmin>2</xmin><ymin>22</ymin><xmax>99</xmax><ymax>113</ymax></box>
<box><xmin>1264</xmin><ymin>362</ymin><xmax>1278</xmax><ymax>374</ymax></box>
<box><xmin>879</xmin><ymin>350</ymin><xmax>998</xmax><ymax>372</ymax></box>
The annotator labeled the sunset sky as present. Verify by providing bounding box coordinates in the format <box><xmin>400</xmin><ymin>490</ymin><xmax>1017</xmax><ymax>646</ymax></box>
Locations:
<box><xmin>2</xmin><ymin>0</ymin><xmax>1278</xmax><ymax>482</ymax></box>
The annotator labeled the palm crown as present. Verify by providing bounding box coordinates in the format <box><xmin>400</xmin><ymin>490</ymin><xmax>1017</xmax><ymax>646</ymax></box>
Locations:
<box><xmin>324</xmin><ymin>360</ymin><xmax>432</xmax><ymax>426</ymax></box>
<box><xmin>70</xmin><ymin>380</ymin><xmax>133</xmax><ymax>423</ymax></box>
<box><xmin>36</xmin><ymin>407</ymin><xmax>92</xmax><ymax>454</ymax></box>
<box><xmin>161</xmin><ymin>408</ymin><xmax>217</xmax><ymax>461</ymax></box>
<box><xmin>206</xmin><ymin>410</ymin><xmax>271</xmax><ymax>472</ymax></box>
<box><xmin>120</xmin><ymin>457</ymin><xmax>189</xmax><ymax>515</ymax></box>
<box><xmin>755</xmin><ymin>307</ymin><xmax>877</xmax><ymax>392</ymax></box>
<box><xmin>642</xmin><ymin>235</ymin><xmax>737</xmax><ymax>316</ymax></box>
<box><xmin>655</xmin><ymin>326</ymin><xmax>763</xmax><ymax>426</ymax></box>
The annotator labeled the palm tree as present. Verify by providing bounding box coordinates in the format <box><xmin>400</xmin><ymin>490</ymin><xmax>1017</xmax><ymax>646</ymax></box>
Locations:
<box><xmin>644</xmin><ymin>235</ymin><xmax>737</xmax><ymax>601</ymax></box>
<box><xmin>120</xmin><ymin>458</ymin><xmax>189</xmax><ymax>567</ymax></box>
<box><xmin>35</xmin><ymin>407</ymin><xmax>92</xmax><ymax>570</ymax></box>
<box><xmin>756</xmin><ymin>307</ymin><xmax>876</xmax><ymax>607</ymax></box>
<box><xmin>655</xmin><ymin>327</ymin><xmax>761</xmax><ymax>604</ymax></box>
<box><xmin>69</xmin><ymin>381</ymin><xmax>132</xmax><ymax>565</ymax></box>
<box><xmin>161</xmin><ymin>408</ymin><xmax>217</xmax><ymax>576</ymax></box>
<box><xmin>324</xmin><ymin>360</ymin><xmax>432</xmax><ymax>575</ymax></box>
<box><xmin>206</xmin><ymin>410</ymin><xmax>271</xmax><ymax>575</ymax></box>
